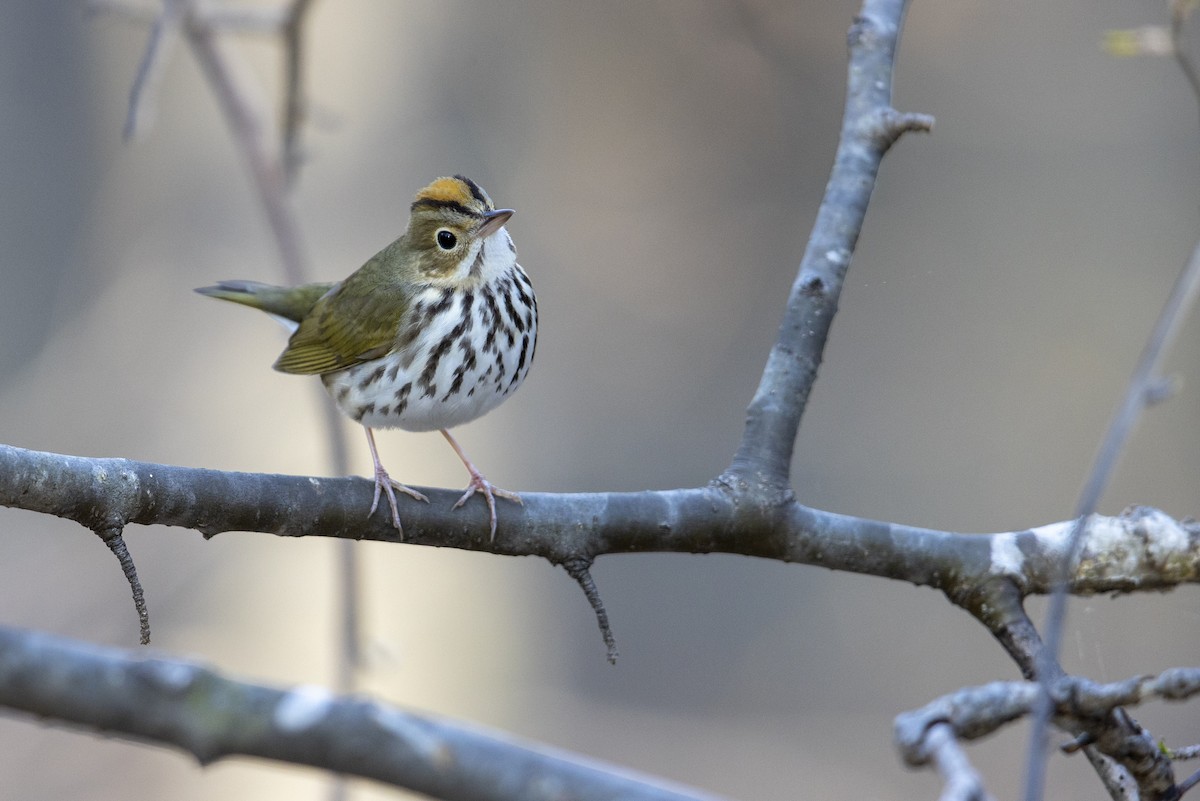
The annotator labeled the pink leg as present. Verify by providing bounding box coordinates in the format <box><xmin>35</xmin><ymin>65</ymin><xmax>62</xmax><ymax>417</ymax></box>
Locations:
<box><xmin>365</xmin><ymin>427</ymin><xmax>428</xmax><ymax>535</ymax></box>
<box><xmin>440</xmin><ymin>429</ymin><xmax>521</xmax><ymax>541</ymax></box>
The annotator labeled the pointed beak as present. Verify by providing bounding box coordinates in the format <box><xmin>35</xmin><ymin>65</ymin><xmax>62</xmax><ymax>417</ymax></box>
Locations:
<box><xmin>477</xmin><ymin>208</ymin><xmax>514</xmax><ymax>239</ymax></box>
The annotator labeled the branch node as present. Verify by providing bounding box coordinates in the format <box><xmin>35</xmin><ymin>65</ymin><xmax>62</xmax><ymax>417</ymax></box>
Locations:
<box><xmin>561</xmin><ymin>558</ymin><xmax>618</xmax><ymax>664</ymax></box>
<box><xmin>1144</xmin><ymin>374</ymin><xmax>1180</xmax><ymax>406</ymax></box>
<box><xmin>864</xmin><ymin>108</ymin><xmax>935</xmax><ymax>149</ymax></box>
<box><xmin>97</xmin><ymin>526</ymin><xmax>151</xmax><ymax>645</ymax></box>
<box><xmin>1062</xmin><ymin>731</ymin><xmax>1098</xmax><ymax>754</ymax></box>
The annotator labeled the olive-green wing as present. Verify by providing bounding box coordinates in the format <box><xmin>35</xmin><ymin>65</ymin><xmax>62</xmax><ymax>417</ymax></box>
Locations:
<box><xmin>273</xmin><ymin>267</ymin><xmax>411</xmax><ymax>376</ymax></box>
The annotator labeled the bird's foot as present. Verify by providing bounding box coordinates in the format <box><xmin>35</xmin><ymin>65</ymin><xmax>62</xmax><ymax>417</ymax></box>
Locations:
<box><xmin>369</xmin><ymin>464</ymin><xmax>429</xmax><ymax>537</ymax></box>
<box><xmin>453</xmin><ymin>471</ymin><xmax>522</xmax><ymax>542</ymax></box>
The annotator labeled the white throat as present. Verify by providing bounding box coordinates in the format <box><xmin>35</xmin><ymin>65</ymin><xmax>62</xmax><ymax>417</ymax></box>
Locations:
<box><xmin>459</xmin><ymin>228</ymin><xmax>516</xmax><ymax>285</ymax></box>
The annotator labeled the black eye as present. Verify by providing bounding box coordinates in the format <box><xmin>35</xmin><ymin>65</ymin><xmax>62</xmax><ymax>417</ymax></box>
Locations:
<box><xmin>436</xmin><ymin>230</ymin><xmax>457</xmax><ymax>250</ymax></box>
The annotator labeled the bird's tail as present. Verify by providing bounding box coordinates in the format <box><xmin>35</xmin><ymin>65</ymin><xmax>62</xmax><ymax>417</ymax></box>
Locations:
<box><xmin>194</xmin><ymin>280</ymin><xmax>336</xmax><ymax>326</ymax></box>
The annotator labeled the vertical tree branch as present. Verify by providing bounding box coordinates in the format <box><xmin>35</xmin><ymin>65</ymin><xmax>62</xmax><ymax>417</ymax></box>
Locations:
<box><xmin>955</xmin><ymin>579</ymin><xmax>1046</xmax><ymax>682</ymax></box>
<box><xmin>181</xmin><ymin>10</ymin><xmax>358</xmax><ymax>801</ymax></box>
<box><xmin>723</xmin><ymin>0</ymin><xmax>931</xmax><ymax>493</ymax></box>
<box><xmin>121</xmin><ymin>0</ymin><xmax>185</xmax><ymax>140</ymax></box>
<box><xmin>281</xmin><ymin>0</ymin><xmax>315</xmax><ymax>185</ymax></box>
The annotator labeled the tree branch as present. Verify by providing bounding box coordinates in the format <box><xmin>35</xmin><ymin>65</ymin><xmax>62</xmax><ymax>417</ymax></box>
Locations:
<box><xmin>0</xmin><ymin>625</ymin><xmax>729</xmax><ymax>801</ymax></box>
<box><xmin>98</xmin><ymin>526</ymin><xmax>150</xmax><ymax>645</ymax></box>
<box><xmin>281</xmin><ymin>0</ymin><xmax>315</xmax><ymax>185</ymax></box>
<box><xmin>184</xmin><ymin>9</ymin><xmax>309</xmax><ymax>283</ymax></box>
<box><xmin>896</xmin><ymin>670</ymin><xmax>1200</xmax><ymax>801</ymax></box>
<box><xmin>910</xmin><ymin>722</ymin><xmax>994</xmax><ymax>801</ymax></box>
<box><xmin>562</xmin><ymin>558</ymin><xmax>618</xmax><ymax>664</ymax></box>
<box><xmin>1027</xmin><ymin>3</ymin><xmax>1200</xmax><ymax>787</ymax></box>
<box><xmin>119</xmin><ymin>0</ymin><xmax>186</xmax><ymax>140</ymax></box>
<box><xmin>49</xmin><ymin>2</ymin><xmax>1200</xmax><ymax>799</ymax></box>
<box><xmin>723</xmin><ymin>0</ymin><xmax>932</xmax><ymax>493</ymax></box>
<box><xmin>3</xmin><ymin>443</ymin><xmax>1197</xmax><ymax>647</ymax></box>
<box><xmin>952</xmin><ymin>578</ymin><xmax>1045</xmax><ymax>681</ymax></box>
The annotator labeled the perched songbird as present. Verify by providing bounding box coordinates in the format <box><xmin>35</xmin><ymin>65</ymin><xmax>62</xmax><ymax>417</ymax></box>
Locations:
<box><xmin>197</xmin><ymin>175</ymin><xmax>537</xmax><ymax>539</ymax></box>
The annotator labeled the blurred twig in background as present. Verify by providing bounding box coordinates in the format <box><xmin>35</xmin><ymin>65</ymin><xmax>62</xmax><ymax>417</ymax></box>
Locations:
<box><xmin>92</xmin><ymin>3</ymin><xmax>357</xmax><ymax>799</ymax></box>
<box><xmin>1025</xmin><ymin>6</ymin><xmax>1200</xmax><ymax>800</ymax></box>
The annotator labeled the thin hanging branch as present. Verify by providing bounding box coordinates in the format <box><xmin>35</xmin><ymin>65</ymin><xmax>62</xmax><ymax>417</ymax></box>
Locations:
<box><xmin>562</xmin><ymin>558</ymin><xmax>618</xmax><ymax>664</ymax></box>
<box><xmin>98</xmin><ymin>526</ymin><xmax>150</xmax><ymax>645</ymax></box>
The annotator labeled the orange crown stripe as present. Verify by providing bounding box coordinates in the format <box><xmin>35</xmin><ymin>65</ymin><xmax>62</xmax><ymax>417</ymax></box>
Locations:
<box><xmin>415</xmin><ymin>177</ymin><xmax>478</xmax><ymax>206</ymax></box>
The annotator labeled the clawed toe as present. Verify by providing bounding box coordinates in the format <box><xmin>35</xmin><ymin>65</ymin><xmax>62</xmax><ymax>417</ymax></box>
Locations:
<box><xmin>369</xmin><ymin>474</ymin><xmax>404</xmax><ymax>534</ymax></box>
<box><xmin>368</xmin><ymin>468</ymin><xmax>427</xmax><ymax>537</ymax></box>
<box><xmin>392</xmin><ymin>481</ymin><xmax>429</xmax><ymax>504</ymax></box>
<box><xmin>453</xmin><ymin>475</ymin><xmax>521</xmax><ymax>541</ymax></box>
<box><xmin>438</xmin><ymin>429</ymin><xmax>522</xmax><ymax>540</ymax></box>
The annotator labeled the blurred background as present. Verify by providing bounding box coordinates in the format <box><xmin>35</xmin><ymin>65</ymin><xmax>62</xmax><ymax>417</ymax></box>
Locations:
<box><xmin>1</xmin><ymin>1</ymin><xmax>1198</xmax><ymax>799</ymax></box>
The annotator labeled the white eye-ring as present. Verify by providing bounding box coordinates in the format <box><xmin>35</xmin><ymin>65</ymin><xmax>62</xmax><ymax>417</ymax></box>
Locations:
<box><xmin>436</xmin><ymin>229</ymin><xmax>458</xmax><ymax>250</ymax></box>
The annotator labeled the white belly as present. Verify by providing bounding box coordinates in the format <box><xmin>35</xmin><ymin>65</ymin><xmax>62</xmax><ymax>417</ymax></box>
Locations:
<box><xmin>320</xmin><ymin>269</ymin><xmax>536</xmax><ymax>432</ymax></box>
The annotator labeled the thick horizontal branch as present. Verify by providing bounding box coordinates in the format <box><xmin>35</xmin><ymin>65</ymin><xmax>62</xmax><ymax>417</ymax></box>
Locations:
<box><xmin>2</xmin><ymin>444</ymin><xmax>1197</xmax><ymax>601</ymax></box>
<box><xmin>0</xmin><ymin>625</ymin><xmax>728</xmax><ymax>801</ymax></box>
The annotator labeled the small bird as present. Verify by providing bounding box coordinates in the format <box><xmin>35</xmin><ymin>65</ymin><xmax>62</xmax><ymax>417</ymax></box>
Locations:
<box><xmin>197</xmin><ymin>175</ymin><xmax>537</xmax><ymax>539</ymax></box>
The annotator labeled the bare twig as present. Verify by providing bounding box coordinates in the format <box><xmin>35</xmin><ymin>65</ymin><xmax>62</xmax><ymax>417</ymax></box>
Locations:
<box><xmin>185</xmin><ymin>15</ymin><xmax>308</xmax><ymax>283</ymax></box>
<box><xmin>1027</xmin><ymin>80</ymin><xmax>1200</xmax><ymax>801</ymax></box>
<box><xmin>912</xmin><ymin>723</ymin><xmax>994</xmax><ymax>801</ymax></box>
<box><xmin>1172</xmin><ymin>745</ymin><xmax>1200</xmax><ymax>761</ymax></box>
<box><xmin>97</xmin><ymin>12</ymin><xmax>359</xmax><ymax>784</ymax></box>
<box><xmin>98</xmin><ymin>526</ymin><xmax>150</xmax><ymax>645</ymax></box>
<box><xmin>1179</xmin><ymin>767</ymin><xmax>1200</xmax><ymax>796</ymax></box>
<box><xmin>722</xmin><ymin>0</ymin><xmax>932</xmax><ymax>493</ymax></box>
<box><xmin>1081</xmin><ymin>747</ymin><xmax>1138</xmax><ymax>801</ymax></box>
<box><xmin>953</xmin><ymin>579</ymin><xmax>1045</xmax><ymax>681</ymax></box>
<box><xmin>1172</xmin><ymin>1</ymin><xmax>1200</xmax><ymax>132</ymax></box>
<box><xmin>562</xmin><ymin>559</ymin><xmax>618</xmax><ymax>664</ymax></box>
<box><xmin>173</xmin><ymin>17</ymin><xmax>362</xmax><ymax>801</ymax></box>
<box><xmin>281</xmin><ymin>0</ymin><xmax>316</xmax><ymax>185</ymax></box>
<box><xmin>898</xmin><ymin>669</ymin><xmax>1200</xmax><ymax>793</ymax></box>
<box><xmin>89</xmin><ymin>1</ymin><xmax>289</xmax><ymax>33</ymax></box>
<box><xmin>121</xmin><ymin>0</ymin><xmax>187</xmax><ymax>140</ymax></box>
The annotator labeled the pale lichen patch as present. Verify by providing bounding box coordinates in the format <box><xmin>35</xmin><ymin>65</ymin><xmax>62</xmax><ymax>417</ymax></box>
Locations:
<box><xmin>274</xmin><ymin>685</ymin><xmax>334</xmax><ymax>733</ymax></box>
<box><xmin>989</xmin><ymin>532</ymin><xmax>1025</xmax><ymax>577</ymax></box>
